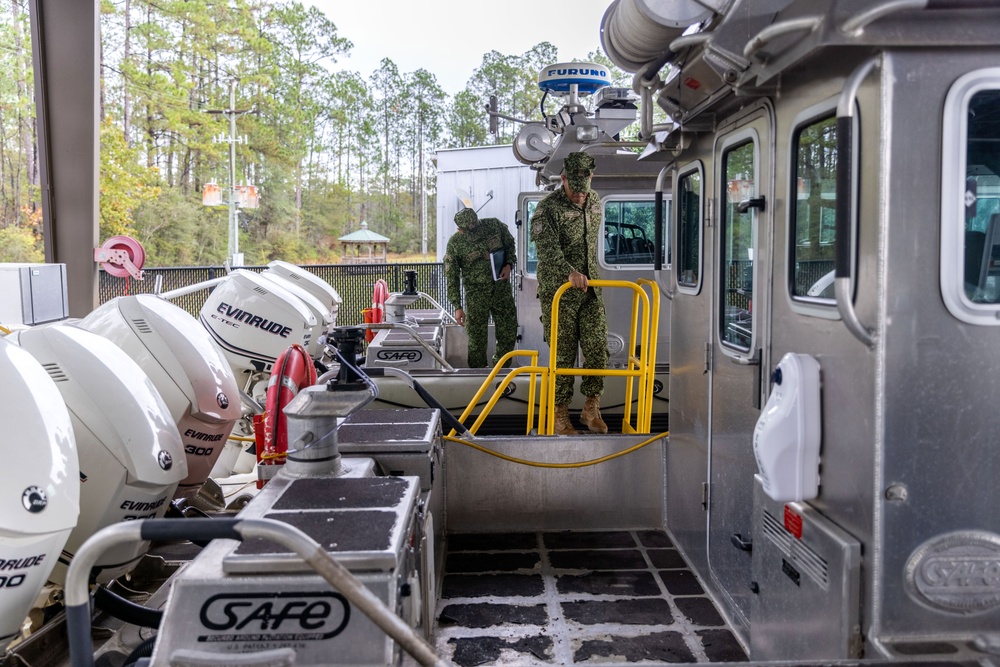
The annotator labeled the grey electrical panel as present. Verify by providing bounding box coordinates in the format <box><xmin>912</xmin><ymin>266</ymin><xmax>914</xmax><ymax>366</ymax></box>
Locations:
<box><xmin>750</xmin><ymin>475</ymin><xmax>862</xmax><ymax>660</ymax></box>
<box><xmin>0</xmin><ymin>263</ymin><xmax>69</xmax><ymax>325</ymax></box>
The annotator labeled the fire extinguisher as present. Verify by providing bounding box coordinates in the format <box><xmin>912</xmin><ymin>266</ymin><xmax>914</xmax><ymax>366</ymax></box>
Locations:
<box><xmin>257</xmin><ymin>344</ymin><xmax>316</xmax><ymax>487</ymax></box>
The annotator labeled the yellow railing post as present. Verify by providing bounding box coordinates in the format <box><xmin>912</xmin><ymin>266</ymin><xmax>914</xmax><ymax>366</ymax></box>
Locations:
<box><xmin>448</xmin><ymin>279</ymin><xmax>662</xmax><ymax>438</ymax></box>
<box><xmin>636</xmin><ymin>279</ymin><xmax>661</xmax><ymax>432</ymax></box>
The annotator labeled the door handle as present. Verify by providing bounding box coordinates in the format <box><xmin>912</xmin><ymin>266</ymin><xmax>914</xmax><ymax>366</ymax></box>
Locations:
<box><xmin>731</xmin><ymin>533</ymin><xmax>753</xmax><ymax>552</ymax></box>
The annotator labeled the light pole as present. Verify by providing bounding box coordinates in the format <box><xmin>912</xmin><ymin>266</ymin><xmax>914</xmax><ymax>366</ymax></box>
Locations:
<box><xmin>206</xmin><ymin>78</ymin><xmax>252</xmax><ymax>267</ymax></box>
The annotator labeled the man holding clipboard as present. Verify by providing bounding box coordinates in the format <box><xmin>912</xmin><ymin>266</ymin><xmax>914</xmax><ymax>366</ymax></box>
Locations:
<box><xmin>444</xmin><ymin>208</ymin><xmax>518</xmax><ymax>368</ymax></box>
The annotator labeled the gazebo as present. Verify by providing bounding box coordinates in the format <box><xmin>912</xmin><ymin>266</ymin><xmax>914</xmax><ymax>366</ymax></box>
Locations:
<box><xmin>338</xmin><ymin>221</ymin><xmax>389</xmax><ymax>264</ymax></box>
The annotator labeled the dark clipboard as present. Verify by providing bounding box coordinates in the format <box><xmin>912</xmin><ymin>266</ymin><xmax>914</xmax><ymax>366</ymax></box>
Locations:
<box><xmin>489</xmin><ymin>248</ymin><xmax>506</xmax><ymax>281</ymax></box>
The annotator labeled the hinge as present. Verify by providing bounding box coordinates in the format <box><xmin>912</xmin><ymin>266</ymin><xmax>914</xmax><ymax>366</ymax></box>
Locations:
<box><xmin>701</xmin><ymin>482</ymin><xmax>709</xmax><ymax>510</ymax></box>
<box><xmin>706</xmin><ymin>198</ymin><xmax>714</xmax><ymax>228</ymax></box>
<box><xmin>703</xmin><ymin>342</ymin><xmax>711</xmax><ymax>374</ymax></box>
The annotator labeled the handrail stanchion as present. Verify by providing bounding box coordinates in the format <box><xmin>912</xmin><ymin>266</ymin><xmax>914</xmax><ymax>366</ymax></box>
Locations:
<box><xmin>637</xmin><ymin>279</ymin><xmax>661</xmax><ymax>431</ymax></box>
<box><xmin>623</xmin><ymin>288</ymin><xmax>641</xmax><ymax>432</ymax></box>
<box><xmin>525</xmin><ymin>351</ymin><xmax>539</xmax><ymax>435</ymax></box>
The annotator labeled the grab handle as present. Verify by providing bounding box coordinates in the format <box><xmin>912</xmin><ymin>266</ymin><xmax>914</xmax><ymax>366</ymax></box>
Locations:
<box><xmin>834</xmin><ymin>58</ymin><xmax>876</xmax><ymax>348</ymax></box>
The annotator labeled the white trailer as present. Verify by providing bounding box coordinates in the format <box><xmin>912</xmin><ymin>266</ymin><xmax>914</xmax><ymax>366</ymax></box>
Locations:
<box><xmin>434</xmin><ymin>145</ymin><xmax>538</xmax><ymax>262</ymax></box>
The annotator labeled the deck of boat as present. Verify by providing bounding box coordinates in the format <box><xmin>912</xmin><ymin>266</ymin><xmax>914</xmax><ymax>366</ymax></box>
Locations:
<box><xmin>433</xmin><ymin>530</ymin><xmax>747</xmax><ymax>666</ymax></box>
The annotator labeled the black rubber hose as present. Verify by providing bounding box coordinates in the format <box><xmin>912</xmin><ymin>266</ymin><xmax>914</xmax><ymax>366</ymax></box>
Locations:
<box><xmin>413</xmin><ymin>380</ymin><xmax>468</xmax><ymax>435</ymax></box>
<box><xmin>94</xmin><ymin>586</ymin><xmax>163</xmax><ymax>629</ymax></box>
<box><xmin>123</xmin><ymin>635</ymin><xmax>157</xmax><ymax>667</ymax></box>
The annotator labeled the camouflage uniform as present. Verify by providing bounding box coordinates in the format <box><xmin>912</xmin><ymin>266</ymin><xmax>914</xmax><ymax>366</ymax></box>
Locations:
<box><xmin>530</xmin><ymin>154</ymin><xmax>608</xmax><ymax>407</ymax></box>
<box><xmin>444</xmin><ymin>208</ymin><xmax>518</xmax><ymax>368</ymax></box>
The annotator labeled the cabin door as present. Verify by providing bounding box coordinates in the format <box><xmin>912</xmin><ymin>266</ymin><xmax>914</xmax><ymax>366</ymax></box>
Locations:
<box><xmin>516</xmin><ymin>192</ymin><xmax>548</xmax><ymax>362</ymax></box>
<box><xmin>707</xmin><ymin>112</ymin><xmax>772</xmax><ymax>630</ymax></box>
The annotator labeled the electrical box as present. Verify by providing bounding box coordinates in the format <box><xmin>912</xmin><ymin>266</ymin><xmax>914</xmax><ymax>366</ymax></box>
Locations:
<box><xmin>0</xmin><ymin>263</ymin><xmax>68</xmax><ymax>326</ymax></box>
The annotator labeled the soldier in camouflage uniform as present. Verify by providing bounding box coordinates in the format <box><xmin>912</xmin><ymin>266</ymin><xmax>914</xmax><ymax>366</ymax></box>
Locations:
<box><xmin>530</xmin><ymin>152</ymin><xmax>609</xmax><ymax>435</ymax></box>
<box><xmin>444</xmin><ymin>208</ymin><xmax>518</xmax><ymax>368</ymax></box>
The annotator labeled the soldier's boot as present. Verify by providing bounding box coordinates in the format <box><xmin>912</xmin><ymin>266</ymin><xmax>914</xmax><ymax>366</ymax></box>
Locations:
<box><xmin>553</xmin><ymin>405</ymin><xmax>578</xmax><ymax>435</ymax></box>
<box><xmin>580</xmin><ymin>396</ymin><xmax>608</xmax><ymax>434</ymax></box>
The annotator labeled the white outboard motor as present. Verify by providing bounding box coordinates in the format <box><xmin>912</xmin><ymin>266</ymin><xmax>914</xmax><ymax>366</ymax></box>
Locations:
<box><xmin>0</xmin><ymin>338</ymin><xmax>79</xmax><ymax>651</ymax></box>
<box><xmin>79</xmin><ymin>295</ymin><xmax>240</xmax><ymax>499</ymax></box>
<box><xmin>199</xmin><ymin>269</ymin><xmax>316</xmax><ymax>377</ymax></box>
<box><xmin>263</xmin><ymin>260</ymin><xmax>341</xmax><ymax>326</ymax></box>
<box><xmin>9</xmin><ymin>325</ymin><xmax>188</xmax><ymax>584</ymax></box>
<box><xmin>256</xmin><ymin>272</ymin><xmax>332</xmax><ymax>359</ymax></box>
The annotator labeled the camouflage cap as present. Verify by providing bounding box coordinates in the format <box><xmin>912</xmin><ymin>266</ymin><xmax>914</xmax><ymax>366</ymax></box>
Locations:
<box><xmin>563</xmin><ymin>152</ymin><xmax>596</xmax><ymax>173</ymax></box>
<box><xmin>455</xmin><ymin>207</ymin><xmax>479</xmax><ymax>229</ymax></box>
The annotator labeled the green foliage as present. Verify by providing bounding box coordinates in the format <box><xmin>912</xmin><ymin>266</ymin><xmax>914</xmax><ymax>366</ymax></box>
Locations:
<box><xmin>99</xmin><ymin>117</ymin><xmax>162</xmax><ymax>238</ymax></box>
<box><xmin>0</xmin><ymin>224</ymin><xmax>44</xmax><ymax>263</ymax></box>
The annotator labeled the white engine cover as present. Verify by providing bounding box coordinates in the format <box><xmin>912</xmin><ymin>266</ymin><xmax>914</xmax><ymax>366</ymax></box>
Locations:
<box><xmin>10</xmin><ymin>325</ymin><xmax>188</xmax><ymax>583</ymax></box>
<box><xmin>256</xmin><ymin>272</ymin><xmax>332</xmax><ymax>358</ymax></box>
<box><xmin>199</xmin><ymin>269</ymin><xmax>316</xmax><ymax>376</ymax></box>
<box><xmin>753</xmin><ymin>352</ymin><xmax>822</xmax><ymax>502</ymax></box>
<box><xmin>79</xmin><ymin>295</ymin><xmax>240</xmax><ymax>498</ymax></box>
<box><xmin>0</xmin><ymin>338</ymin><xmax>78</xmax><ymax>650</ymax></box>
<box><xmin>263</xmin><ymin>260</ymin><xmax>341</xmax><ymax>324</ymax></box>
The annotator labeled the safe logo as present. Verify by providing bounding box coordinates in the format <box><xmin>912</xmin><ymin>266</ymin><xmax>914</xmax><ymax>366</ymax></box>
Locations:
<box><xmin>375</xmin><ymin>349</ymin><xmax>422</xmax><ymax>362</ymax></box>
<box><xmin>198</xmin><ymin>591</ymin><xmax>350</xmax><ymax>642</ymax></box>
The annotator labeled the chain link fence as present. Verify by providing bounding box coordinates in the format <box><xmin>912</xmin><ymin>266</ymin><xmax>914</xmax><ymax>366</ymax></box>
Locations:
<box><xmin>99</xmin><ymin>263</ymin><xmax>453</xmax><ymax>326</ymax></box>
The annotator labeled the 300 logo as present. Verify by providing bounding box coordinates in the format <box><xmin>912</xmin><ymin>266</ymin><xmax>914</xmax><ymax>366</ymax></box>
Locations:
<box><xmin>198</xmin><ymin>591</ymin><xmax>350</xmax><ymax>642</ymax></box>
<box><xmin>185</xmin><ymin>445</ymin><xmax>215</xmax><ymax>457</ymax></box>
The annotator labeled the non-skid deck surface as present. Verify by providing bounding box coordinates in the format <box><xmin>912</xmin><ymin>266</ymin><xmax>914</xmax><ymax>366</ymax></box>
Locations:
<box><xmin>434</xmin><ymin>531</ymin><xmax>748</xmax><ymax>666</ymax></box>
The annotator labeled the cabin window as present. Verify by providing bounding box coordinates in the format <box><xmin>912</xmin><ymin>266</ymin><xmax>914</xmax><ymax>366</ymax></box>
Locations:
<box><xmin>790</xmin><ymin>115</ymin><xmax>838</xmax><ymax>301</ymax></box>
<box><xmin>941</xmin><ymin>71</ymin><xmax>1000</xmax><ymax>325</ymax></box>
<box><xmin>676</xmin><ymin>166</ymin><xmax>702</xmax><ymax>290</ymax></box>
<box><xmin>601</xmin><ymin>198</ymin><xmax>663</xmax><ymax>268</ymax></box>
<box><xmin>961</xmin><ymin>92</ymin><xmax>1000</xmax><ymax>303</ymax></box>
<box><xmin>720</xmin><ymin>141</ymin><xmax>756</xmax><ymax>350</ymax></box>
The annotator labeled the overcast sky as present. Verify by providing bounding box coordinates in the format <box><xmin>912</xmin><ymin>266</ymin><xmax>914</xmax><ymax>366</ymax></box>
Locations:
<box><xmin>310</xmin><ymin>0</ymin><xmax>612</xmax><ymax>96</ymax></box>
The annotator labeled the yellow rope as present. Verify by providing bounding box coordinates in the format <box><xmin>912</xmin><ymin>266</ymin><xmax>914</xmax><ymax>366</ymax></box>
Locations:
<box><xmin>0</xmin><ymin>325</ymin><xmax>11</xmax><ymax>335</ymax></box>
<box><xmin>228</xmin><ymin>435</ymin><xmax>256</xmax><ymax>443</ymax></box>
<box><xmin>443</xmin><ymin>431</ymin><xmax>668</xmax><ymax>469</ymax></box>
<box><xmin>259</xmin><ymin>451</ymin><xmax>286</xmax><ymax>461</ymax></box>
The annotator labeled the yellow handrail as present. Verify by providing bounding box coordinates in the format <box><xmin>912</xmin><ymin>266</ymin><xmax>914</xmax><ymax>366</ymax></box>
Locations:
<box><xmin>546</xmin><ymin>280</ymin><xmax>652</xmax><ymax>435</ymax></box>
<box><xmin>447</xmin><ymin>279</ymin><xmax>662</xmax><ymax>437</ymax></box>
<box><xmin>447</xmin><ymin>350</ymin><xmax>542</xmax><ymax>437</ymax></box>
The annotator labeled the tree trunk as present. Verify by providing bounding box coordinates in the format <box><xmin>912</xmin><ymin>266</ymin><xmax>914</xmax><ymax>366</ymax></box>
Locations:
<box><xmin>11</xmin><ymin>0</ymin><xmax>32</xmax><ymax>219</ymax></box>
<box><xmin>123</xmin><ymin>0</ymin><xmax>131</xmax><ymax>141</ymax></box>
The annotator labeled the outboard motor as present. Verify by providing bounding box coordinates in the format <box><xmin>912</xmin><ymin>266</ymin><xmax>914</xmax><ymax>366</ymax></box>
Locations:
<box><xmin>256</xmin><ymin>272</ymin><xmax>332</xmax><ymax>359</ymax></box>
<box><xmin>80</xmin><ymin>295</ymin><xmax>240</xmax><ymax>498</ymax></box>
<box><xmin>0</xmin><ymin>338</ymin><xmax>79</xmax><ymax>651</ymax></box>
<box><xmin>198</xmin><ymin>269</ymin><xmax>316</xmax><ymax>378</ymax></box>
<box><xmin>9</xmin><ymin>325</ymin><xmax>187</xmax><ymax>584</ymax></box>
<box><xmin>262</xmin><ymin>260</ymin><xmax>341</xmax><ymax>327</ymax></box>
